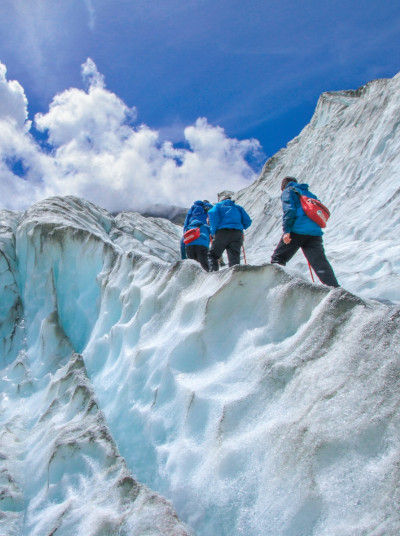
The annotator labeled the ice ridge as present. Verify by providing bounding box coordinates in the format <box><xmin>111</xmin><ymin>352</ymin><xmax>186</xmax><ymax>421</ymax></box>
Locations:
<box><xmin>0</xmin><ymin>196</ymin><xmax>190</xmax><ymax>536</ymax></box>
<box><xmin>1</xmin><ymin>195</ymin><xmax>399</xmax><ymax>535</ymax></box>
<box><xmin>237</xmin><ymin>72</ymin><xmax>400</xmax><ymax>303</ymax></box>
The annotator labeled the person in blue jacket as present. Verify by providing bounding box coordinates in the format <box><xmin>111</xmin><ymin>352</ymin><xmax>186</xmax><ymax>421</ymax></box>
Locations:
<box><xmin>271</xmin><ymin>176</ymin><xmax>339</xmax><ymax>287</ymax></box>
<box><xmin>183</xmin><ymin>200</ymin><xmax>213</xmax><ymax>270</ymax></box>
<box><xmin>185</xmin><ymin>218</ymin><xmax>212</xmax><ymax>271</ymax></box>
<box><xmin>208</xmin><ymin>193</ymin><xmax>252</xmax><ymax>270</ymax></box>
<box><xmin>183</xmin><ymin>200</ymin><xmax>213</xmax><ymax>231</ymax></box>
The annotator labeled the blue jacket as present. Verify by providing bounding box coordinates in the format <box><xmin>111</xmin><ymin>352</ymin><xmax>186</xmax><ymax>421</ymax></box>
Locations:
<box><xmin>208</xmin><ymin>199</ymin><xmax>252</xmax><ymax>236</ymax></box>
<box><xmin>281</xmin><ymin>182</ymin><xmax>323</xmax><ymax>236</ymax></box>
<box><xmin>183</xmin><ymin>201</ymin><xmax>213</xmax><ymax>231</ymax></box>
<box><xmin>185</xmin><ymin>219</ymin><xmax>211</xmax><ymax>248</ymax></box>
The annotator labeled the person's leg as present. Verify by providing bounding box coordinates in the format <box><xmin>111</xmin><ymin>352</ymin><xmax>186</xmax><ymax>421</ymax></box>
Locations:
<box><xmin>196</xmin><ymin>246</ymin><xmax>210</xmax><ymax>271</ymax></box>
<box><xmin>302</xmin><ymin>236</ymin><xmax>339</xmax><ymax>287</ymax></box>
<box><xmin>185</xmin><ymin>245</ymin><xmax>196</xmax><ymax>260</ymax></box>
<box><xmin>271</xmin><ymin>234</ymin><xmax>301</xmax><ymax>265</ymax></box>
<box><xmin>225</xmin><ymin>230</ymin><xmax>243</xmax><ymax>267</ymax></box>
<box><xmin>209</xmin><ymin>230</ymin><xmax>229</xmax><ymax>271</ymax></box>
<box><xmin>186</xmin><ymin>245</ymin><xmax>210</xmax><ymax>271</ymax></box>
<box><xmin>180</xmin><ymin>237</ymin><xmax>187</xmax><ymax>259</ymax></box>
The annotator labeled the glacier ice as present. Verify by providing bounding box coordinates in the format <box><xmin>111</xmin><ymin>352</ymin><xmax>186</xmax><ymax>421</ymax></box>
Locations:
<box><xmin>83</xmin><ymin>259</ymin><xmax>400</xmax><ymax>536</ymax></box>
<box><xmin>239</xmin><ymin>72</ymin><xmax>400</xmax><ymax>303</ymax></box>
<box><xmin>0</xmin><ymin>198</ymin><xmax>191</xmax><ymax>536</ymax></box>
<box><xmin>1</xmin><ymin>72</ymin><xmax>400</xmax><ymax>536</ymax></box>
<box><xmin>1</xmin><ymin>193</ymin><xmax>399</xmax><ymax>535</ymax></box>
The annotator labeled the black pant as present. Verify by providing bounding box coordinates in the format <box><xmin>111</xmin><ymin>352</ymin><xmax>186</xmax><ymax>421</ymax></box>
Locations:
<box><xmin>186</xmin><ymin>245</ymin><xmax>209</xmax><ymax>271</ymax></box>
<box><xmin>271</xmin><ymin>233</ymin><xmax>339</xmax><ymax>287</ymax></box>
<box><xmin>209</xmin><ymin>229</ymin><xmax>243</xmax><ymax>271</ymax></box>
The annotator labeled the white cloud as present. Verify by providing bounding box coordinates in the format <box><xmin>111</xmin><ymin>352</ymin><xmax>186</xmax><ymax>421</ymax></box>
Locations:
<box><xmin>0</xmin><ymin>59</ymin><xmax>262</xmax><ymax>212</ymax></box>
<box><xmin>83</xmin><ymin>0</ymin><xmax>96</xmax><ymax>31</ymax></box>
<box><xmin>0</xmin><ymin>63</ymin><xmax>29</xmax><ymax>129</ymax></box>
<box><xmin>81</xmin><ymin>57</ymin><xmax>105</xmax><ymax>89</ymax></box>
<box><xmin>0</xmin><ymin>118</ymin><xmax>58</xmax><ymax>209</ymax></box>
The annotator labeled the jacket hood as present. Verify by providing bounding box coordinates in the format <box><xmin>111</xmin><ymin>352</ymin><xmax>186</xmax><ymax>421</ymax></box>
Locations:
<box><xmin>288</xmin><ymin>182</ymin><xmax>310</xmax><ymax>194</ymax></box>
<box><xmin>219</xmin><ymin>199</ymin><xmax>235</xmax><ymax>206</ymax></box>
<box><xmin>192</xmin><ymin>200</ymin><xmax>213</xmax><ymax>211</ymax></box>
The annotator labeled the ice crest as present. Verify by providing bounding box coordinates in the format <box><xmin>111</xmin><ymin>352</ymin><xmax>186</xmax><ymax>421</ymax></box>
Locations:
<box><xmin>0</xmin><ymin>197</ymin><xmax>191</xmax><ymax>536</ymax></box>
<box><xmin>238</xmin><ymin>73</ymin><xmax>400</xmax><ymax>303</ymax></box>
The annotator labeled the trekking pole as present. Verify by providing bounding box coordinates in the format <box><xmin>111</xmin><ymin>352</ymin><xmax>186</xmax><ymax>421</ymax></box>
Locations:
<box><xmin>301</xmin><ymin>249</ymin><xmax>314</xmax><ymax>282</ymax></box>
<box><xmin>242</xmin><ymin>245</ymin><xmax>247</xmax><ymax>265</ymax></box>
<box><xmin>307</xmin><ymin>260</ymin><xmax>315</xmax><ymax>282</ymax></box>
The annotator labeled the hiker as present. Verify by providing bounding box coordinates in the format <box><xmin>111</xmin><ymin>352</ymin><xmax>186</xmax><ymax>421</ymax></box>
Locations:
<box><xmin>208</xmin><ymin>192</ymin><xmax>252</xmax><ymax>271</ymax></box>
<box><xmin>183</xmin><ymin>200</ymin><xmax>213</xmax><ymax>271</ymax></box>
<box><xmin>184</xmin><ymin>218</ymin><xmax>212</xmax><ymax>271</ymax></box>
<box><xmin>183</xmin><ymin>200</ymin><xmax>212</xmax><ymax>232</ymax></box>
<box><xmin>271</xmin><ymin>176</ymin><xmax>339</xmax><ymax>287</ymax></box>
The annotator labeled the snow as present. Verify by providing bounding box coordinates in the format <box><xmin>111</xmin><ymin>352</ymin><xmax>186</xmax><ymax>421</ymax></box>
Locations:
<box><xmin>0</xmin><ymin>198</ymin><xmax>190</xmax><ymax>536</ymax></box>
<box><xmin>238</xmin><ymin>73</ymin><xmax>400</xmax><ymax>303</ymax></box>
<box><xmin>84</xmin><ymin>258</ymin><xmax>400</xmax><ymax>535</ymax></box>
<box><xmin>0</xmin><ymin>73</ymin><xmax>400</xmax><ymax>535</ymax></box>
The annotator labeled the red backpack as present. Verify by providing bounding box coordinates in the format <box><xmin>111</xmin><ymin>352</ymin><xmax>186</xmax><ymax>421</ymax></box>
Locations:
<box><xmin>183</xmin><ymin>227</ymin><xmax>200</xmax><ymax>244</ymax></box>
<box><xmin>299</xmin><ymin>196</ymin><xmax>330</xmax><ymax>228</ymax></box>
<box><xmin>292</xmin><ymin>188</ymin><xmax>330</xmax><ymax>228</ymax></box>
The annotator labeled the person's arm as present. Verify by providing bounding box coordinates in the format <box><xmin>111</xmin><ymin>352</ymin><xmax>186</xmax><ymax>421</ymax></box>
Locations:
<box><xmin>180</xmin><ymin>237</ymin><xmax>187</xmax><ymax>259</ymax></box>
<box><xmin>183</xmin><ymin>207</ymin><xmax>193</xmax><ymax>231</ymax></box>
<box><xmin>204</xmin><ymin>224</ymin><xmax>212</xmax><ymax>245</ymax></box>
<box><xmin>281</xmin><ymin>189</ymin><xmax>297</xmax><ymax>234</ymax></box>
<box><xmin>240</xmin><ymin>207</ymin><xmax>252</xmax><ymax>230</ymax></box>
<box><xmin>208</xmin><ymin>206</ymin><xmax>219</xmax><ymax>236</ymax></box>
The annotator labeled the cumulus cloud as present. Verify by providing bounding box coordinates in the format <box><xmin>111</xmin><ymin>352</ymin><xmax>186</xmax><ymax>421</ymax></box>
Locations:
<box><xmin>81</xmin><ymin>57</ymin><xmax>105</xmax><ymax>89</ymax></box>
<box><xmin>0</xmin><ymin>59</ymin><xmax>262</xmax><ymax>212</ymax></box>
<box><xmin>36</xmin><ymin>60</ymin><xmax>136</xmax><ymax>147</ymax></box>
<box><xmin>0</xmin><ymin>63</ymin><xmax>29</xmax><ymax>129</ymax></box>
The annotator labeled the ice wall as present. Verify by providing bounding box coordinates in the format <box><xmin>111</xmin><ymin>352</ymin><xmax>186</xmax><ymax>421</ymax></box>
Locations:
<box><xmin>0</xmin><ymin>197</ymin><xmax>190</xmax><ymax>536</ymax></box>
<box><xmin>84</xmin><ymin>256</ymin><xmax>400</xmax><ymax>536</ymax></box>
<box><xmin>1</xmin><ymin>195</ymin><xmax>399</xmax><ymax>536</ymax></box>
<box><xmin>237</xmin><ymin>73</ymin><xmax>400</xmax><ymax>303</ymax></box>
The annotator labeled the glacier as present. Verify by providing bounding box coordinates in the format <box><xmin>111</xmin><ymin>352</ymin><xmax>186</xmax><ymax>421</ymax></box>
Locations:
<box><xmin>0</xmin><ymin>199</ymin><xmax>191</xmax><ymax>535</ymax></box>
<box><xmin>239</xmin><ymin>72</ymin><xmax>400</xmax><ymax>303</ymax></box>
<box><xmin>0</xmin><ymin>73</ymin><xmax>400</xmax><ymax>536</ymax></box>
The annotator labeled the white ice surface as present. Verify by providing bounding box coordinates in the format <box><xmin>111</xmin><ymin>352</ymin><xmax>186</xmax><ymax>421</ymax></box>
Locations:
<box><xmin>238</xmin><ymin>73</ymin><xmax>400</xmax><ymax>303</ymax></box>
<box><xmin>83</xmin><ymin>258</ymin><xmax>400</xmax><ymax>536</ymax></box>
<box><xmin>0</xmin><ymin>197</ymin><xmax>190</xmax><ymax>536</ymax></box>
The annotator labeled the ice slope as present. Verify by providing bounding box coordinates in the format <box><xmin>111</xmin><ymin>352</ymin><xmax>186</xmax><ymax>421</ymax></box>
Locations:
<box><xmin>237</xmin><ymin>73</ymin><xmax>400</xmax><ymax>303</ymax></box>
<box><xmin>1</xmin><ymin>196</ymin><xmax>399</xmax><ymax>536</ymax></box>
<box><xmin>0</xmin><ymin>197</ymin><xmax>190</xmax><ymax>536</ymax></box>
<box><xmin>85</xmin><ymin>258</ymin><xmax>400</xmax><ymax>536</ymax></box>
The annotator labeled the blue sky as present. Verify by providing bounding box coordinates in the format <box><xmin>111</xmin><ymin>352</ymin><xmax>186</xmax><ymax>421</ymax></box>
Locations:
<box><xmin>0</xmin><ymin>0</ymin><xmax>399</xmax><ymax>210</ymax></box>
